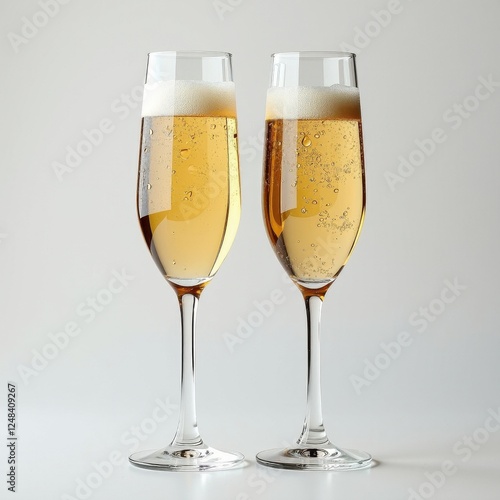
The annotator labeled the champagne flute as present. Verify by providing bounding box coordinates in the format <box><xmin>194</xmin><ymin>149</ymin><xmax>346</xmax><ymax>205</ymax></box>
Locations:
<box><xmin>129</xmin><ymin>51</ymin><xmax>243</xmax><ymax>471</ymax></box>
<box><xmin>257</xmin><ymin>52</ymin><xmax>372</xmax><ymax>470</ymax></box>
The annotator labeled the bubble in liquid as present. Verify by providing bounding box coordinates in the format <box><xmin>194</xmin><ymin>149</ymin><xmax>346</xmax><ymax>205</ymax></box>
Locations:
<box><xmin>149</xmin><ymin>129</ymin><xmax>153</xmax><ymax>135</ymax></box>
<box><xmin>334</xmin><ymin>188</ymin><xmax>339</xmax><ymax>193</ymax></box>
<box><xmin>302</xmin><ymin>136</ymin><xmax>312</xmax><ymax>147</ymax></box>
<box><xmin>210</xmin><ymin>124</ymin><xmax>216</xmax><ymax>129</ymax></box>
<box><xmin>143</xmin><ymin>147</ymin><xmax>148</xmax><ymax>153</ymax></box>
<box><xmin>312</xmin><ymin>200</ymin><xmax>317</xmax><ymax>205</ymax></box>
<box><xmin>343</xmin><ymin>211</ymin><xmax>348</xmax><ymax>216</ymax></box>
<box><xmin>172</xmin><ymin>260</ymin><xmax>176</xmax><ymax>265</ymax></box>
<box><xmin>147</xmin><ymin>183</ymin><xmax>152</xmax><ymax>190</ymax></box>
<box><xmin>314</xmin><ymin>133</ymin><xmax>320</xmax><ymax>138</ymax></box>
<box><xmin>301</xmin><ymin>208</ymin><xmax>307</xmax><ymax>214</ymax></box>
<box><xmin>180</xmin><ymin>149</ymin><xmax>190</xmax><ymax>159</ymax></box>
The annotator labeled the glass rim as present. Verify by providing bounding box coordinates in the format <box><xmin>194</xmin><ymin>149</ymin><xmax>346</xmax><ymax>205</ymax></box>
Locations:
<box><xmin>147</xmin><ymin>50</ymin><xmax>232</xmax><ymax>59</ymax></box>
<box><xmin>271</xmin><ymin>51</ymin><xmax>356</xmax><ymax>59</ymax></box>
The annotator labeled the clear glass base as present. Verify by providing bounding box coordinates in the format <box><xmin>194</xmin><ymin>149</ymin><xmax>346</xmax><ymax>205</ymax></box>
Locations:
<box><xmin>129</xmin><ymin>443</ymin><xmax>244</xmax><ymax>471</ymax></box>
<box><xmin>256</xmin><ymin>442</ymin><xmax>372</xmax><ymax>470</ymax></box>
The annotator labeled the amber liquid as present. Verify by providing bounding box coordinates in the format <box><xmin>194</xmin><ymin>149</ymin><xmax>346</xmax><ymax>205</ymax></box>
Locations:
<box><xmin>138</xmin><ymin>116</ymin><xmax>240</xmax><ymax>284</ymax></box>
<box><xmin>263</xmin><ymin>118</ymin><xmax>365</xmax><ymax>286</ymax></box>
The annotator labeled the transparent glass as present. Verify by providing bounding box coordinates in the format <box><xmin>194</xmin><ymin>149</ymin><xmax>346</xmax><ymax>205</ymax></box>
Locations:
<box><xmin>129</xmin><ymin>51</ymin><xmax>244</xmax><ymax>471</ymax></box>
<box><xmin>257</xmin><ymin>52</ymin><xmax>372</xmax><ymax>470</ymax></box>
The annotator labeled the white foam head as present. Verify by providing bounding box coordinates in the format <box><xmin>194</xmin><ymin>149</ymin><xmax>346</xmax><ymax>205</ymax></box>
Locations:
<box><xmin>266</xmin><ymin>84</ymin><xmax>360</xmax><ymax>120</ymax></box>
<box><xmin>142</xmin><ymin>80</ymin><xmax>236</xmax><ymax>117</ymax></box>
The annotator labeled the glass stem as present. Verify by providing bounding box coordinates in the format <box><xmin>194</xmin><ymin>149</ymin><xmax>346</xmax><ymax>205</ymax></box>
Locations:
<box><xmin>297</xmin><ymin>294</ymin><xmax>329</xmax><ymax>447</ymax></box>
<box><xmin>171</xmin><ymin>293</ymin><xmax>203</xmax><ymax>448</ymax></box>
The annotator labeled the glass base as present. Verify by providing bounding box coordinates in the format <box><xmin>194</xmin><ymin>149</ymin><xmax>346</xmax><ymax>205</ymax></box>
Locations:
<box><xmin>129</xmin><ymin>443</ymin><xmax>244</xmax><ymax>471</ymax></box>
<box><xmin>256</xmin><ymin>442</ymin><xmax>372</xmax><ymax>471</ymax></box>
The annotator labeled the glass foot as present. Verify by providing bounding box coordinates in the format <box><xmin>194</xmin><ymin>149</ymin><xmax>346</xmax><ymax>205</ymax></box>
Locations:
<box><xmin>256</xmin><ymin>442</ymin><xmax>372</xmax><ymax>470</ymax></box>
<box><xmin>129</xmin><ymin>443</ymin><xmax>244</xmax><ymax>471</ymax></box>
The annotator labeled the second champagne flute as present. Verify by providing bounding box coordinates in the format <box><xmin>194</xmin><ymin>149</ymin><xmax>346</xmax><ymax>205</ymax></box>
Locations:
<box><xmin>257</xmin><ymin>51</ymin><xmax>372</xmax><ymax>470</ymax></box>
<box><xmin>129</xmin><ymin>51</ymin><xmax>243</xmax><ymax>471</ymax></box>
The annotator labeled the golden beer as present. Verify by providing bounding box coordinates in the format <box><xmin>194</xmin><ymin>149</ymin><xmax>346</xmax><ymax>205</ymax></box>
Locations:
<box><xmin>263</xmin><ymin>86</ymin><xmax>365</xmax><ymax>285</ymax></box>
<box><xmin>137</xmin><ymin>82</ymin><xmax>240</xmax><ymax>283</ymax></box>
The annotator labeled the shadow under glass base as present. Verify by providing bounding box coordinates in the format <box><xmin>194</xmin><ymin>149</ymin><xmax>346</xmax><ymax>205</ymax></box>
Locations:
<box><xmin>256</xmin><ymin>442</ymin><xmax>372</xmax><ymax>471</ymax></box>
<box><xmin>129</xmin><ymin>443</ymin><xmax>244</xmax><ymax>471</ymax></box>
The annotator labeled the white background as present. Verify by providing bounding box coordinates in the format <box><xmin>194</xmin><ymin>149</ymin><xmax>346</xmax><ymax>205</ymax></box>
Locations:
<box><xmin>1</xmin><ymin>0</ymin><xmax>500</xmax><ymax>499</ymax></box>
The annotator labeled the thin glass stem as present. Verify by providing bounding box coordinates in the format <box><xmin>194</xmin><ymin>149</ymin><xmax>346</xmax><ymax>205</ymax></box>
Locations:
<box><xmin>171</xmin><ymin>293</ymin><xmax>203</xmax><ymax>448</ymax></box>
<box><xmin>297</xmin><ymin>294</ymin><xmax>329</xmax><ymax>446</ymax></box>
